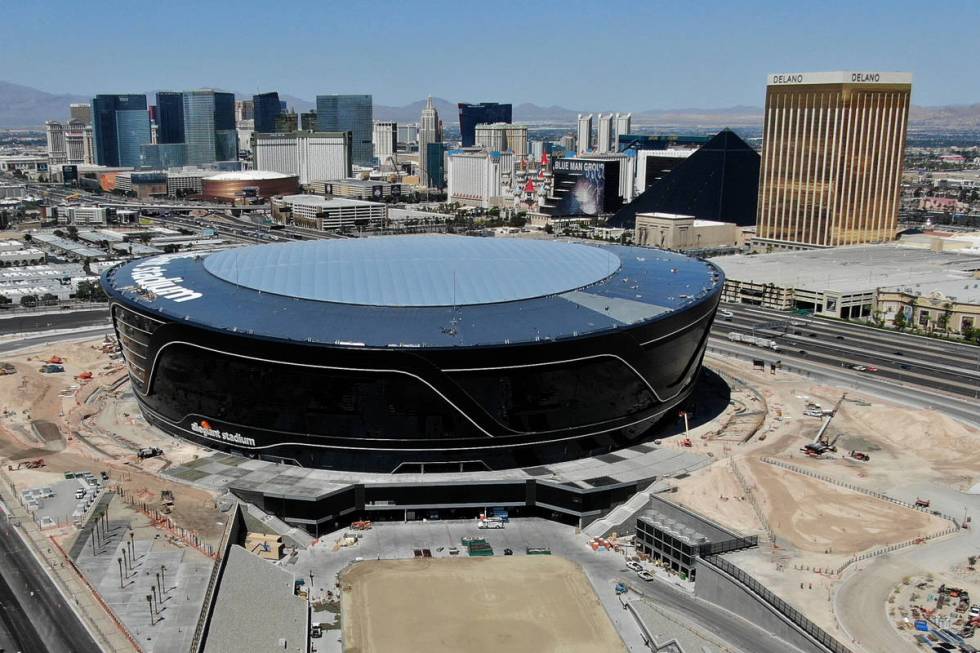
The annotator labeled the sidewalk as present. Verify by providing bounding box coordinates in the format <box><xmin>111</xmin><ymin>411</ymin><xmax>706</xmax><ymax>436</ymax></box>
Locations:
<box><xmin>0</xmin><ymin>469</ymin><xmax>139</xmax><ymax>652</ymax></box>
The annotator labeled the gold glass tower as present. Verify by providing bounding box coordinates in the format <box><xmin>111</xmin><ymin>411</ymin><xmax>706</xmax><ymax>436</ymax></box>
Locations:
<box><xmin>755</xmin><ymin>72</ymin><xmax>912</xmax><ymax>249</ymax></box>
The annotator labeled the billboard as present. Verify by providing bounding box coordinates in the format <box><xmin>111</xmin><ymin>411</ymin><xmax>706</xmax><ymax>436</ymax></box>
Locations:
<box><xmin>62</xmin><ymin>165</ymin><xmax>78</xmax><ymax>184</ymax></box>
<box><xmin>550</xmin><ymin>159</ymin><xmax>618</xmax><ymax>216</ymax></box>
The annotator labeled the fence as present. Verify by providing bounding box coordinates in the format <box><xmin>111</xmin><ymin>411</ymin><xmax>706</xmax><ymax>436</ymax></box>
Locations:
<box><xmin>702</xmin><ymin>554</ymin><xmax>853</xmax><ymax>653</ymax></box>
<box><xmin>699</xmin><ymin>535</ymin><xmax>759</xmax><ymax>557</ymax></box>
<box><xmin>759</xmin><ymin>457</ymin><xmax>962</xmax><ymax>574</ymax></box>
<box><xmin>189</xmin><ymin>502</ymin><xmax>243</xmax><ymax>653</ymax></box>
<box><xmin>728</xmin><ymin>457</ymin><xmax>776</xmax><ymax>546</ymax></box>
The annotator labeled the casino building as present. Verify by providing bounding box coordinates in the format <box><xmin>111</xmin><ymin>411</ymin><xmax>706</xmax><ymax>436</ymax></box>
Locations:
<box><xmin>102</xmin><ymin>236</ymin><xmax>722</xmax><ymax>473</ymax></box>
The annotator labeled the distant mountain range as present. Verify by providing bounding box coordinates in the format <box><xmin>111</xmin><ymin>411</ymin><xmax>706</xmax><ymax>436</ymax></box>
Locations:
<box><xmin>3</xmin><ymin>81</ymin><xmax>979</xmax><ymax>130</ymax></box>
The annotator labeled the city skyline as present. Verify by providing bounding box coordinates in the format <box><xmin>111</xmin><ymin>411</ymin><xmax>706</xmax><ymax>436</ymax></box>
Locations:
<box><xmin>1</xmin><ymin>0</ymin><xmax>978</xmax><ymax>108</ymax></box>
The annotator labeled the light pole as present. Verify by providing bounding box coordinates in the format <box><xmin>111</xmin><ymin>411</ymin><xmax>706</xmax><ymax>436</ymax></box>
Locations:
<box><xmin>117</xmin><ymin>558</ymin><xmax>123</xmax><ymax>589</ymax></box>
<box><xmin>146</xmin><ymin>595</ymin><xmax>154</xmax><ymax>625</ymax></box>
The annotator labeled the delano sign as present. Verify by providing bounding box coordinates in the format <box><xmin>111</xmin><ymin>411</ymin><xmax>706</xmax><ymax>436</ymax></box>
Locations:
<box><xmin>767</xmin><ymin>71</ymin><xmax>913</xmax><ymax>86</ymax></box>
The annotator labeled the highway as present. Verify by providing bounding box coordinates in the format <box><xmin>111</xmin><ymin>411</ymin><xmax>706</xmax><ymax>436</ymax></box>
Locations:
<box><xmin>0</xmin><ymin>509</ymin><xmax>102</xmax><ymax>653</ymax></box>
<box><xmin>709</xmin><ymin>303</ymin><xmax>980</xmax><ymax>425</ymax></box>
<box><xmin>0</xmin><ymin>307</ymin><xmax>110</xmax><ymax>336</ymax></box>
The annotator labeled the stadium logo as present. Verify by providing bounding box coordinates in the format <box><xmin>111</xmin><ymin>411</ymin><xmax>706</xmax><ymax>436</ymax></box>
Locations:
<box><xmin>190</xmin><ymin>420</ymin><xmax>256</xmax><ymax>447</ymax></box>
<box><xmin>131</xmin><ymin>254</ymin><xmax>203</xmax><ymax>303</ymax></box>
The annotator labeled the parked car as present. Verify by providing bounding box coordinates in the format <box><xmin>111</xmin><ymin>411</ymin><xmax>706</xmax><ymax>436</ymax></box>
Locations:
<box><xmin>626</xmin><ymin>561</ymin><xmax>643</xmax><ymax>572</ymax></box>
<box><xmin>835</xmin><ymin>335</ymin><xmax>845</xmax><ymax>340</ymax></box>
<box><xmin>637</xmin><ymin>570</ymin><xmax>655</xmax><ymax>582</ymax></box>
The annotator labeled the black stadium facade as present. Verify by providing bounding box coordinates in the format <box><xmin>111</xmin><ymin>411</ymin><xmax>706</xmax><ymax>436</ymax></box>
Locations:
<box><xmin>102</xmin><ymin>236</ymin><xmax>722</xmax><ymax>474</ymax></box>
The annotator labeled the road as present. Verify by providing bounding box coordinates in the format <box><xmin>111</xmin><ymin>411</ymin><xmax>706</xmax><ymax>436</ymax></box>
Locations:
<box><xmin>834</xmin><ymin>483</ymin><xmax>980</xmax><ymax>653</ymax></box>
<box><xmin>710</xmin><ymin>304</ymin><xmax>980</xmax><ymax>425</ymax></box>
<box><xmin>0</xmin><ymin>308</ymin><xmax>110</xmax><ymax>337</ymax></box>
<box><xmin>0</xmin><ymin>509</ymin><xmax>102</xmax><ymax>653</ymax></box>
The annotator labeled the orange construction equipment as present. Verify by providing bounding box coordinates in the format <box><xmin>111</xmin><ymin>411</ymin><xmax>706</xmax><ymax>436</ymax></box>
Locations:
<box><xmin>351</xmin><ymin>520</ymin><xmax>373</xmax><ymax>531</ymax></box>
<box><xmin>76</xmin><ymin>371</ymin><xmax>93</xmax><ymax>380</ymax></box>
<box><xmin>46</xmin><ymin>356</ymin><xmax>64</xmax><ymax>364</ymax></box>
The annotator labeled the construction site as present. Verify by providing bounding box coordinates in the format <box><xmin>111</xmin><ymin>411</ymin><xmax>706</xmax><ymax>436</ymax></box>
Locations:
<box><xmin>1</xmin><ymin>330</ymin><xmax>978</xmax><ymax>653</ymax></box>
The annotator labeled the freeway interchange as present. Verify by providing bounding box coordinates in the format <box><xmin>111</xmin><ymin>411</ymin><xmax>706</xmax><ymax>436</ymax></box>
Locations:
<box><xmin>710</xmin><ymin>303</ymin><xmax>980</xmax><ymax>424</ymax></box>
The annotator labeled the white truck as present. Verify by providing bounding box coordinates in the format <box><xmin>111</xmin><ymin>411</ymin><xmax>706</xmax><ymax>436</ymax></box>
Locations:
<box><xmin>727</xmin><ymin>332</ymin><xmax>780</xmax><ymax>351</ymax></box>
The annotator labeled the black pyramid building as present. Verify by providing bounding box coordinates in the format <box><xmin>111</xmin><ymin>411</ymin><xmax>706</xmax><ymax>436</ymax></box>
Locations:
<box><xmin>608</xmin><ymin>129</ymin><xmax>760</xmax><ymax>228</ymax></box>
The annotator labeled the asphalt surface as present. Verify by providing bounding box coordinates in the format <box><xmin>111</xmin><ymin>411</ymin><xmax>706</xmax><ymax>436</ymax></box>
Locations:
<box><xmin>0</xmin><ymin>308</ymin><xmax>111</xmax><ymax>337</ymax></box>
<box><xmin>711</xmin><ymin>304</ymin><xmax>980</xmax><ymax>410</ymax></box>
<box><xmin>0</xmin><ymin>324</ymin><xmax>113</xmax><ymax>355</ymax></box>
<box><xmin>0</xmin><ymin>511</ymin><xmax>101</xmax><ymax>653</ymax></box>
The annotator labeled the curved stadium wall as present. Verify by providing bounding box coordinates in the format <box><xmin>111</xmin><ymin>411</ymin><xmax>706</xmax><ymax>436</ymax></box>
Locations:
<box><xmin>102</xmin><ymin>237</ymin><xmax>722</xmax><ymax>473</ymax></box>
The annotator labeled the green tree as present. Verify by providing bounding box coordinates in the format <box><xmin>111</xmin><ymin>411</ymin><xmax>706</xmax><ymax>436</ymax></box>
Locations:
<box><xmin>19</xmin><ymin>294</ymin><xmax>38</xmax><ymax>308</ymax></box>
<box><xmin>0</xmin><ymin>294</ymin><xmax>11</xmax><ymax>307</ymax></box>
<box><xmin>66</xmin><ymin>225</ymin><xmax>79</xmax><ymax>241</ymax></box>
<box><xmin>893</xmin><ymin>308</ymin><xmax>907</xmax><ymax>331</ymax></box>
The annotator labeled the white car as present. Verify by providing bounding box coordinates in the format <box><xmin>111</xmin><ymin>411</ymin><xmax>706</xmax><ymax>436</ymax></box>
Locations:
<box><xmin>969</xmin><ymin>604</ymin><xmax>980</xmax><ymax>618</ymax></box>
<box><xmin>636</xmin><ymin>570</ymin><xmax>655</xmax><ymax>582</ymax></box>
<box><xmin>625</xmin><ymin>561</ymin><xmax>643</xmax><ymax>572</ymax></box>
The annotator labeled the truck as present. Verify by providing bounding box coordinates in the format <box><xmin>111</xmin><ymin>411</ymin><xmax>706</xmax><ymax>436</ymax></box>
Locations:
<box><xmin>727</xmin><ymin>332</ymin><xmax>780</xmax><ymax>351</ymax></box>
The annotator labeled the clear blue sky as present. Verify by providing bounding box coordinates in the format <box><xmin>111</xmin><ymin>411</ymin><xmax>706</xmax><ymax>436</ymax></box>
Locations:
<box><xmin>2</xmin><ymin>0</ymin><xmax>977</xmax><ymax>108</ymax></box>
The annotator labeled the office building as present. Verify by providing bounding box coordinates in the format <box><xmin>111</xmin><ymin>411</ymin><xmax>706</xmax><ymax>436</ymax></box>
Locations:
<box><xmin>615</xmin><ymin>113</ymin><xmax>631</xmax><ymax>146</ymax></box>
<box><xmin>275</xmin><ymin>111</ymin><xmax>298</xmax><ymax>133</ymax></box>
<box><xmin>418</xmin><ymin>96</ymin><xmax>442</xmax><ymax>187</ymax></box>
<box><xmin>252</xmin><ymin>131</ymin><xmax>351</xmax><ymax>185</ymax></box>
<box><xmin>597</xmin><ymin>114</ymin><xmax>615</xmax><ymax>153</ymax></box>
<box><xmin>139</xmin><ymin>143</ymin><xmax>188</xmax><ymax>170</ymax></box>
<box><xmin>425</xmin><ymin>142</ymin><xmax>447</xmax><ymax>189</ymax></box>
<box><xmin>155</xmin><ymin>92</ymin><xmax>185</xmax><ymax>145</ymax></box>
<box><xmin>182</xmin><ymin>90</ymin><xmax>238</xmax><ymax>165</ymax></box>
<box><xmin>235</xmin><ymin>99</ymin><xmax>254</xmax><ymax>123</ymax></box>
<box><xmin>559</xmin><ymin>134</ymin><xmax>576</xmax><ymax>153</ymax></box>
<box><xmin>447</xmin><ymin>149</ymin><xmax>513</xmax><ymax>208</ymax></box>
<box><xmin>457</xmin><ymin>102</ymin><xmax>512</xmax><ymax>147</ymax></box>
<box><xmin>634</xmin><ymin>212</ymin><xmax>741</xmax><ymax>253</ymax></box>
<box><xmin>300</xmin><ymin>112</ymin><xmax>318</xmax><ymax>131</ymax></box>
<box><xmin>64</xmin><ymin>121</ymin><xmax>89</xmax><ymax>164</ymax></box>
<box><xmin>474</xmin><ymin>123</ymin><xmax>528</xmax><ymax>157</ymax></box>
<box><xmin>755</xmin><ymin>71</ymin><xmax>912</xmax><ymax>249</ymax></box>
<box><xmin>610</xmin><ymin>130</ymin><xmax>760</xmax><ymax>228</ymax></box>
<box><xmin>397</xmin><ymin>123</ymin><xmax>418</xmax><ymax>145</ymax></box>
<box><xmin>271</xmin><ymin>195</ymin><xmax>386</xmax><ymax>231</ymax></box>
<box><xmin>576</xmin><ymin>114</ymin><xmax>593</xmax><ymax>154</ymax></box>
<box><xmin>308</xmin><ymin>178</ymin><xmax>402</xmax><ymax>201</ymax></box>
<box><xmin>45</xmin><ymin>121</ymin><xmax>67</xmax><ymax>164</ymax></box>
<box><xmin>69</xmin><ymin>103</ymin><xmax>92</xmax><ymax>125</ymax></box>
<box><xmin>92</xmin><ymin>94</ymin><xmax>151</xmax><ymax>167</ymax></box>
<box><xmin>253</xmin><ymin>92</ymin><xmax>283</xmax><ymax>133</ymax></box>
<box><xmin>316</xmin><ymin>94</ymin><xmax>373</xmax><ymax>166</ymax></box>
<box><xmin>373</xmin><ymin>121</ymin><xmax>397</xmax><ymax>165</ymax></box>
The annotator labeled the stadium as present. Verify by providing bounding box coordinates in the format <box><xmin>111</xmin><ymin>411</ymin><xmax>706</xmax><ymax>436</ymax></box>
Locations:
<box><xmin>102</xmin><ymin>236</ymin><xmax>723</xmax><ymax>473</ymax></box>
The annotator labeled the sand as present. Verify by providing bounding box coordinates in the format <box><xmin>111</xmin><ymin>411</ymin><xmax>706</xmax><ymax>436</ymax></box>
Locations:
<box><xmin>340</xmin><ymin>557</ymin><xmax>626</xmax><ymax>653</ymax></box>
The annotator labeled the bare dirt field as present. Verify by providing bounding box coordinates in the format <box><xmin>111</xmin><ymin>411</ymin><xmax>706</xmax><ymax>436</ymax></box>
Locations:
<box><xmin>0</xmin><ymin>337</ymin><xmax>226</xmax><ymax>543</ymax></box>
<box><xmin>340</xmin><ymin>556</ymin><xmax>626</xmax><ymax>653</ymax></box>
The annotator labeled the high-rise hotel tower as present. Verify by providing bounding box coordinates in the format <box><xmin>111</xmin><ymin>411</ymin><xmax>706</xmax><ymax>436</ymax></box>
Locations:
<box><xmin>755</xmin><ymin>72</ymin><xmax>912</xmax><ymax>249</ymax></box>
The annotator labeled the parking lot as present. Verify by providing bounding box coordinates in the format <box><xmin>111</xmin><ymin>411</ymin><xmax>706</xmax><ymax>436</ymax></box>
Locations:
<box><xmin>20</xmin><ymin>472</ymin><xmax>103</xmax><ymax>528</ymax></box>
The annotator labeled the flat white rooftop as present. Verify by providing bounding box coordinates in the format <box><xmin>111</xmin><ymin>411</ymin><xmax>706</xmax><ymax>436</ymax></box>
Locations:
<box><xmin>713</xmin><ymin>244</ymin><xmax>980</xmax><ymax>302</ymax></box>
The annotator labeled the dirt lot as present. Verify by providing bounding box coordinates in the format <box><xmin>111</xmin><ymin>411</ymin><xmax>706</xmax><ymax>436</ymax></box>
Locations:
<box><xmin>0</xmin><ymin>337</ymin><xmax>226</xmax><ymax>543</ymax></box>
<box><xmin>340</xmin><ymin>556</ymin><xmax>625</xmax><ymax>653</ymax></box>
